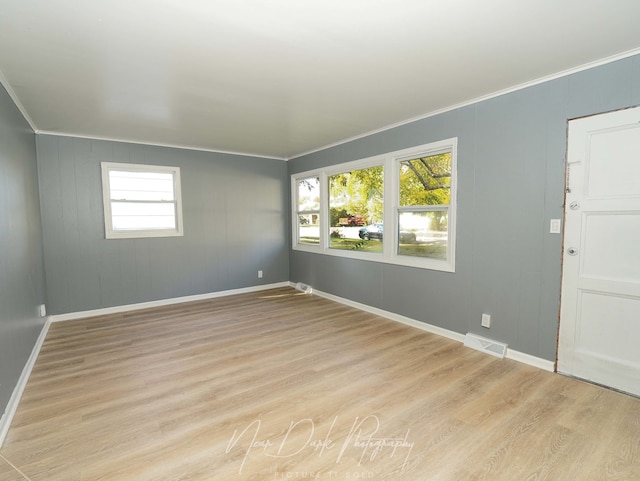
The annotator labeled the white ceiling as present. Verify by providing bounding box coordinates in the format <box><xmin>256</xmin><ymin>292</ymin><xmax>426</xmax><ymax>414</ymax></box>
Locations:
<box><xmin>1</xmin><ymin>0</ymin><xmax>640</xmax><ymax>160</ymax></box>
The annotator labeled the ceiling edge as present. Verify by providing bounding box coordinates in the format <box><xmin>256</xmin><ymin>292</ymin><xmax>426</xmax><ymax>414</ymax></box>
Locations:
<box><xmin>288</xmin><ymin>46</ymin><xmax>640</xmax><ymax>161</ymax></box>
<box><xmin>0</xmin><ymin>68</ymin><xmax>39</xmax><ymax>133</ymax></box>
<box><xmin>36</xmin><ymin>130</ymin><xmax>287</xmax><ymax>161</ymax></box>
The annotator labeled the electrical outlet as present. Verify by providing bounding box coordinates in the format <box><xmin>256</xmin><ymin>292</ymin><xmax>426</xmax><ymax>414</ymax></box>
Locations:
<box><xmin>258</xmin><ymin>270</ymin><xmax>263</xmax><ymax>279</ymax></box>
<box><xmin>481</xmin><ymin>313</ymin><xmax>491</xmax><ymax>328</ymax></box>
<box><xmin>39</xmin><ymin>304</ymin><xmax>47</xmax><ymax>317</ymax></box>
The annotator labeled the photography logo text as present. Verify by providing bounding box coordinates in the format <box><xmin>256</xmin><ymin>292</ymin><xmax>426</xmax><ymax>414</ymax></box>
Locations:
<box><xmin>226</xmin><ymin>414</ymin><xmax>414</xmax><ymax>477</ymax></box>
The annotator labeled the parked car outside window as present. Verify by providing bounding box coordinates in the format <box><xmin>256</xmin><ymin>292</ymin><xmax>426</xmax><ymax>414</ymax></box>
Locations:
<box><xmin>358</xmin><ymin>223</ymin><xmax>416</xmax><ymax>243</ymax></box>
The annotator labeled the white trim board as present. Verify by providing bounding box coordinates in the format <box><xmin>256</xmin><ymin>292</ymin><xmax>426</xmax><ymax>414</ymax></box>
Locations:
<box><xmin>0</xmin><ymin>319</ymin><xmax>50</xmax><ymax>449</ymax></box>
<box><xmin>0</xmin><ymin>68</ymin><xmax>38</xmax><ymax>132</ymax></box>
<box><xmin>50</xmin><ymin>282</ymin><xmax>290</xmax><ymax>322</ymax></box>
<box><xmin>305</xmin><ymin>285</ymin><xmax>555</xmax><ymax>373</ymax></box>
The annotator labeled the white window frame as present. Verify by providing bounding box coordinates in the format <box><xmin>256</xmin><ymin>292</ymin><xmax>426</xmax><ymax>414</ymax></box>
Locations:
<box><xmin>291</xmin><ymin>138</ymin><xmax>457</xmax><ymax>272</ymax></box>
<box><xmin>293</xmin><ymin>175</ymin><xmax>321</xmax><ymax>246</ymax></box>
<box><xmin>101</xmin><ymin>162</ymin><xmax>184</xmax><ymax>239</ymax></box>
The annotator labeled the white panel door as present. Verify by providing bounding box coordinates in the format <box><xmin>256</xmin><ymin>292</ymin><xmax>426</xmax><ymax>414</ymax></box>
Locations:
<box><xmin>558</xmin><ymin>106</ymin><xmax>640</xmax><ymax>397</ymax></box>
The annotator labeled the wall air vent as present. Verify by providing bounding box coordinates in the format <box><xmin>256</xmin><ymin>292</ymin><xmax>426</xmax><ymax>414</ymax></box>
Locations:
<box><xmin>463</xmin><ymin>333</ymin><xmax>508</xmax><ymax>359</ymax></box>
<box><xmin>294</xmin><ymin>282</ymin><xmax>313</xmax><ymax>294</ymax></box>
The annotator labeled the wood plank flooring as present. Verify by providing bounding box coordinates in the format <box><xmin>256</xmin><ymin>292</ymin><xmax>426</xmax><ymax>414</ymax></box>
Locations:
<box><xmin>1</xmin><ymin>287</ymin><xmax>639</xmax><ymax>481</ymax></box>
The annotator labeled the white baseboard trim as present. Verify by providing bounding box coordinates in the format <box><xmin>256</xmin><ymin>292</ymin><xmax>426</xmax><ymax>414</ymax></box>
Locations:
<box><xmin>50</xmin><ymin>282</ymin><xmax>291</xmax><ymax>322</ymax></box>
<box><xmin>307</xmin><ymin>285</ymin><xmax>555</xmax><ymax>373</ymax></box>
<box><xmin>0</xmin><ymin>319</ymin><xmax>51</xmax><ymax>448</ymax></box>
<box><xmin>308</xmin><ymin>286</ymin><xmax>465</xmax><ymax>343</ymax></box>
<box><xmin>506</xmin><ymin>349</ymin><xmax>555</xmax><ymax>372</ymax></box>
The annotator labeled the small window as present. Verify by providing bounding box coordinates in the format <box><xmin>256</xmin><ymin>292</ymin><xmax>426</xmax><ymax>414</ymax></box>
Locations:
<box><xmin>101</xmin><ymin>162</ymin><xmax>183</xmax><ymax>239</ymax></box>
<box><xmin>294</xmin><ymin>176</ymin><xmax>320</xmax><ymax>246</ymax></box>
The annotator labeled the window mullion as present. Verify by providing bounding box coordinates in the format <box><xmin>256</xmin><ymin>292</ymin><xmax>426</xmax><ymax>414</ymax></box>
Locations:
<box><xmin>110</xmin><ymin>199</ymin><xmax>176</xmax><ymax>204</ymax></box>
<box><xmin>319</xmin><ymin>172</ymin><xmax>329</xmax><ymax>250</ymax></box>
<box><xmin>384</xmin><ymin>156</ymin><xmax>396</xmax><ymax>260</ymax></box>
<box><xmin>398</xmin><ymin>205</ymin><xmax>448</xmax><ymax>213</ymax></box>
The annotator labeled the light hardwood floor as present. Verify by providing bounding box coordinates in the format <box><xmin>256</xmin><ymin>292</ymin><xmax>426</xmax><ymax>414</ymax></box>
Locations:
<box><xmin>1</xmin><ymin>287</ymin><xmax>638</xmax><ymax>481</ymax></box>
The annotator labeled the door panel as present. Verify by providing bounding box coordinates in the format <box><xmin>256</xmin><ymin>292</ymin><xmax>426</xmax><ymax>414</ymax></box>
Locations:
<box><xmin>582</xmin><ymin>213</ymin><xmax>640</xmax><ymax>281</ymax></box>
<box><xmin>558</xmin><ymin>106</ymin><xmax>640</xmax><ymax>397</ymax></box>
<box><xmin>588</xmin><ymin>125</ymin><xmax>640</xmax><ymax>197</ymax></box>
<box><xmin>577</xmin><ymin>291</ymin><xmax>640</xmax><ymax>364</ymax></box>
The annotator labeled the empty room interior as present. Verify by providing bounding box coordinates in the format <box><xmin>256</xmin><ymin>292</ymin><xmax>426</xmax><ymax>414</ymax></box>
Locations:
<box><xmin>1</xmin><ymin>1</ymin><xmax>639</xmax><ymax>480</ymax></box>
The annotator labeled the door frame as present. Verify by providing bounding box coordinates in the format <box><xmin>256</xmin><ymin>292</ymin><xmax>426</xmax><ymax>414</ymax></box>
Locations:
<box><xmin>556</xmin><ymin>105</ymin><xmax>640</xmax><ymax>391</ymax></box>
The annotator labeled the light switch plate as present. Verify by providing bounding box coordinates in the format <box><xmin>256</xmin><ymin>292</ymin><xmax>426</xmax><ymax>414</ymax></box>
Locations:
<box><xmin>550</xmin><ymin>219</ymin><xmax>562</xmax><ymax>234</ymax></box>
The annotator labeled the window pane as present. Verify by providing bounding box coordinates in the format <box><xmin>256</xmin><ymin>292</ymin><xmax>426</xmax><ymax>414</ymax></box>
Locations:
<box><xmin>397</xmin><ymin>211</ymin><xmax>447</xmax><ymax>259</ymax></box>
<box><xmin>329</xmin><ymin>165</ymin><xmax>383</xmax><ymax>252</ymax></box>
<box><xmin>298</xmin><ymin>177</ymin><xmax>320</xmax><ymax>211</ymax></box>
<box><xmin>399</xmin><ymin>153</ymin><xmax>451</xmax><ymax>206</ymax></box>
<box><xmin>298</xmin><ymin>214</ymin><xmax>319</xmax><ymax>245</ymax></box>
<box><xmin>111</xmin><ymin>201</ymin><xmax>176</xmax><ymax>230</ymax></box>
<box><xmin>329</xmin><ymin>222</ymin><xmax>384</xmax><ymax>252</ymax></box>
<box><xmin>111</xmin><ymin>201</ymin><xmax>175</xmax><ymax>216</ymax></box>
<box><xmin>113</xmin><ymin>215</ymin><xmax>176</xmax><ymax>230</ymax></box>
<box><xmin>110</xmin><ymin>170</ymin><xmax>173</xmax><ymax>181</ymax></box>
<box><xmin>109</xmin><ymin>171</ymin><xmax>175</xmax><ymax>201</ymax></box>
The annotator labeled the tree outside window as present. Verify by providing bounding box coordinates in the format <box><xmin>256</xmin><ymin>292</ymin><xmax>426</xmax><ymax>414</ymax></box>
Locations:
<box><xmin>398</xmin><ymin>152</ymin><xmax>451</xmax><ymax>259</ymax></box>
<box><xmin>328</xmin><ymin>165</ymin><xmax>383</xmax><ymax>252</ymax></box>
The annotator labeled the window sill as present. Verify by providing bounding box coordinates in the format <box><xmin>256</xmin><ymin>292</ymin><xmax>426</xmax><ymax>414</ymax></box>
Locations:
<box><xmin>292</xmin><ymin>244</ymin><xmax>455</xmax><ymax>273</ymax></box>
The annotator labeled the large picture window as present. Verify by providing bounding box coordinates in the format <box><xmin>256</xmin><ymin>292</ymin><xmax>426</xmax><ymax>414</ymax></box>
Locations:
<box><xmin>329</xmin><ymin>165</ymin><xmax>384</xmax><ymax>252</ymax></box>
<box><xmin>102</xmin><ymin>162</ymin><xmax>184</xmax><ymax>239</ymax></box>
<box><xmin>291</xmin><ymin>138</ymin><xmax>457</xmax><ymax>272</ymax></box>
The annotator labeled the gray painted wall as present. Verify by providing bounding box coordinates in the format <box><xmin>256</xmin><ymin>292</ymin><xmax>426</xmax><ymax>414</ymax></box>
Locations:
<box><xmin>289</xmin><ymin>54</ymin><xmax>640</xmax><ymax>362</ymax></box>
<box><xmin>0</xmin><ymin>85</ymin><xmax>47</xmax><ymax>417</ymax></box>
<box><xmin>37</xmin><ymin>135</ymin><xmax>289</xmax><ymax>315</ymax></box>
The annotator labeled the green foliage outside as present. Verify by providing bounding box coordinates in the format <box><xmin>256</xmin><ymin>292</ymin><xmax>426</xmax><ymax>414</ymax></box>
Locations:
<box><xmin>306</xmin><ymin>152</ymin><xmax>451</xmax><ymax>259</ymax></box>
<box><xmin>329</xmin><ymin>166</ymin><xmax>383</xmax><ymax>226</ymax></box>
<box><xmin>329</xmin><ymin>207</ymin><xmax>349</xmax><ymax>227</ymax></box>
<box><xmin>329</xmin><ymin>238</ymin><xmax>383</xmax><ymax>253</ymax></box>
<box><xmin>327</xmin><ymin>153</ymin><xmax>451</xmax><ymax>227</ymax></box>
<box><xmin>329</xmin><ymin>237</ymin><xmax>443</xmax><ymax>256</ymax></box>
<box><xmin>399</xmin><ymin>153</ymin><xmax>451</xmax><ymax>233</ymax></box>
<box><xmin>399</xmin><ymin>153</ymin><xmax>451</xmax><ymax>206</ymax></box>
<box><xmin>299</xmin><ymin>236</ymin><xmax>319</xmax><ymax>245</ymax></box>
<box><xmin>398</xmin><ymin>243</ymin><xmax>446</xmax><ymax>259</ymax></box>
